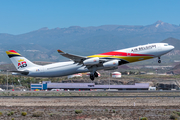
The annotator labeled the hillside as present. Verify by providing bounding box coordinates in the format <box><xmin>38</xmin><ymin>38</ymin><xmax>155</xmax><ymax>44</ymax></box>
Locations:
<box><xmin>1</xmin><ymin>20</ymin><xmax>180</xmax><ymax>63</ymax></box>
<box><xmin>160</xmin><ymin>38</ymin><xmax>180</xmax><ymax>63</ymax></box>
<box><xmin>161</xmin><ymin>37</ymin><xmax>180</xmax><ymax>50</ymax></box>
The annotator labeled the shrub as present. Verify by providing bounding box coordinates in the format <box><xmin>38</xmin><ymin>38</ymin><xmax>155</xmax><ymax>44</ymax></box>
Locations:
<box><xmin>49</xmin><ymin>113</ymin><xmax>53</xmax><ymax>117</ymax></box>
<box><xmin>21</xmin><ymin>112</ymin><xmax>27</xmax><ymax>116</ymax></box>
<box><xmin>11</xmin><ymin>118</ymin><xmax>14</xmax><ymax>120</ymax></box>
<box><xmin>0</xmin><ymin>111</ymin><xmax>3</xmax><ymax>116</ymax></box>
<box><xmin>113</xmin><ymin>110</ymin><xmax>116</xmax><ymax>113</ymax></box>
<box><xmin>10</xmin><ymin>111</ymin><xmax>14</xmax><ymax>115</ymax></box>
<box><xmin>175</xmin><ymin>112</ymin><xmax>180</xmax><ymax>116</ymax></box>
<box><xmin>32</xmin><ymin>111</ymin><xmax>43</xmax><ymax>117</ymax></box>
<box><xmin>75</xmin><ymin>110</ymin><xmax>82</xmax><ymax>114</ymax></box>
<box><xmin>170</xmin><ymin>114</ymin><xmax>176</xmax><ymax>119</ymax></box>
<box><xmin>140</xmin><ymin>117</ymin><xmax>148</xmax><ymax>120</ymax></box>
<box><xmin>7</xmin><ymin>113</ymin><xmax>11</xmax><ymax>116</ymax></box>
<box><xmin>170</xmin><ymin>113</ymin><xmax>180</xmax><ymax>119</ymax></box>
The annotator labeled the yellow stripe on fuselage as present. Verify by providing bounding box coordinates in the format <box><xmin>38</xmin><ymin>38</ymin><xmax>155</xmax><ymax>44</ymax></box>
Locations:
<box><xmin>87</xmin><ymin>55</ymin><xmax>154</xmax><ymax>63</ymax></box>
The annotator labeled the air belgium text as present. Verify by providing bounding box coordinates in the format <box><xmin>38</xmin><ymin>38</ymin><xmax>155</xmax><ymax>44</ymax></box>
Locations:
<box><xmin>131</xmin><ymin>45</ymin><xmax>156</xmax><ymax>52</ymax></box>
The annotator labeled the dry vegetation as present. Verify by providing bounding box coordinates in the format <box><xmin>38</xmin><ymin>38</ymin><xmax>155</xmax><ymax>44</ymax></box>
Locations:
<box><xmin>0</xmin><ymin>97</ymin><xmax>180</xmax><ymax>119</ymax></box>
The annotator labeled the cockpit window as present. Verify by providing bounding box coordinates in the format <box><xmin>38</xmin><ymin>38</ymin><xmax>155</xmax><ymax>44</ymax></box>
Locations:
<box><xmin>164</xmin><ymin>43</ymin><xmax>169</xmax><ymax>46</ymax></box>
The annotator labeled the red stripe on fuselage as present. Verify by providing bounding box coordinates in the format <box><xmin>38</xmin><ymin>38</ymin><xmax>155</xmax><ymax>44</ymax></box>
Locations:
<box><xmin>98</xmin><ymin>51</ymin><xmax>153</xmax><ymax>56</ymax></box>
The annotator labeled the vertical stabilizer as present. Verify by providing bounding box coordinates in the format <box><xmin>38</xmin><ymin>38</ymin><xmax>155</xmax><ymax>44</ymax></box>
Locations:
<box><xmin>6</xmin><ymin>50</ymin><xmax>40</xmax><ymax>71</ymax></box>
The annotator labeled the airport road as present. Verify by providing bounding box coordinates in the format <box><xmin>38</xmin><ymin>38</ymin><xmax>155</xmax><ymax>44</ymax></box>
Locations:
<box><xmin>0</xmin><ymin>96</ymin><xmax>180</xmax><ymax>107</ymax></box>
<box><xmin>0</xmin><ymin>96</ymin><xmax>180</xmax><ymax>98</ymax></box>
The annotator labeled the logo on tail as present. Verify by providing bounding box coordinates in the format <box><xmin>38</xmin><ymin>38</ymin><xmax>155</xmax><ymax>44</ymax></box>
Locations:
<box><xmin>17</xmin><ymin>59</ymin><xmax>27</xmax><ymax>69</ymax></box>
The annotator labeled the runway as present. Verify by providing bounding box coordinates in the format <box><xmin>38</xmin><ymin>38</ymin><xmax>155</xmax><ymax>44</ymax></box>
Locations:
<box><xmin>1</xmin><ymin>90</ymin><xmax>180</xmax><ymax>98</ymax></box>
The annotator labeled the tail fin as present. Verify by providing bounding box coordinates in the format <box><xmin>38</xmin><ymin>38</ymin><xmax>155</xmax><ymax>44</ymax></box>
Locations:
<box><xmin>6</xmin><ymin>50</ymin><xmax>40</xmax><ymax>71</ymax></box>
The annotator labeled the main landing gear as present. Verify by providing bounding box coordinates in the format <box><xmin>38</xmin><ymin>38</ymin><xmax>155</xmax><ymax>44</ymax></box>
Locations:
<box><xmin>158</xmin><ymin>57</ymin><xmax>161</xmax><ymax>63</ymax></box>
<box><xmin>90</xmin><ymin>71</ymin><xmax>98</xmax><ymax>81</ymax></box>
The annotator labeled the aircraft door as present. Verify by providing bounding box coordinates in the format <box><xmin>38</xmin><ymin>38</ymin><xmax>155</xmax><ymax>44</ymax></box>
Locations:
<box><xmin>158</xmin><ymin>44</ymin><xmax>162</xmax><ymax>50</ymax></box>
<box><xmin>127</xmin><ymin>49</ymin><xmax>131</xmax><ymax>56</ymax></box>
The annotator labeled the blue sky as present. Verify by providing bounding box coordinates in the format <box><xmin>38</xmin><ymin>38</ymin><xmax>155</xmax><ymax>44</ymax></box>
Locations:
<box><xmin>0</xmin><ymin>0</ymin><xmax>180</xmax><ymax>35</ymax></box>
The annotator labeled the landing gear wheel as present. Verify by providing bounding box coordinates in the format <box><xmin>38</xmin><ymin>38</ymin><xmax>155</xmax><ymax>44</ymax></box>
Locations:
<box><xmin>94</xmin><ymin>72</ymin><xmax>98</xmax><ymax>77</ymax></box>
<box><xmin>158</xmin><ymin>60</ymin><xmax>161</xmax><ymax>63</ymax></box>
<box><xmin>158</xmin><ymin>57</ymin><xmax>161</xmax><ymax>63</ymax></box>
<box><xmin>90</xmin><ymin>74</ymin><xmax>95</xmax><ymax>81</ymax></box>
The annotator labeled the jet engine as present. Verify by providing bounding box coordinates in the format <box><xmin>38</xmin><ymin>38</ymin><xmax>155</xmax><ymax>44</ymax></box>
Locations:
<box><xmin>83</xmin><ymin>57</ymin><xmax>100</xmax><ymax>65</ymax></box>
<box><xmin>103</xmin><ymin>60</ymin><xmax>119</xmax><ymax>67</ymax></box>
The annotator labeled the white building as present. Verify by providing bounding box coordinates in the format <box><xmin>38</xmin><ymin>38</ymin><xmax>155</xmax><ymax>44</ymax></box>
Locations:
<box><xmin>149</xmin><ymin>86</ymin><xmax>156</xmax><ymax>90</ymax></box>
<box><xmin>68</xmin><ymin>73</ymin><xmax>82</xmax><ymax>79</ymax></box>
<box><xmin>112</xmin><ymin>72</ymin><xmax>121</xmax><ymax>78</ymax></box>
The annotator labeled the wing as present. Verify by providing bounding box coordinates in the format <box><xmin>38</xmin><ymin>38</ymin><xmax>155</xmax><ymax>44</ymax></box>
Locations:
<box><xmin>57</xmin><ymin>50</ymin><xmax>111</xmax><ymax>67</ymax></box>
<box><xmin>57</xmin><ymin>49</ymin><xmax>86</xmax><ymax>63</ymax></box>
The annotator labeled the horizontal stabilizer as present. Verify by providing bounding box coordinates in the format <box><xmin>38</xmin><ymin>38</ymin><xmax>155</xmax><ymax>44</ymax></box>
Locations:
<box><xmin>7</xmin><ymin>70</ymin><xmax>29</xmax><ymax>75</ymax></box>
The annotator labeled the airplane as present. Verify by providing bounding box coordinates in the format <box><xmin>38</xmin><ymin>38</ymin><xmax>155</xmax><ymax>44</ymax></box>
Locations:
<box><xmin>6</xmin><ymin>43</ymin><xmax>174</xmax><ymax>81</ymax></box>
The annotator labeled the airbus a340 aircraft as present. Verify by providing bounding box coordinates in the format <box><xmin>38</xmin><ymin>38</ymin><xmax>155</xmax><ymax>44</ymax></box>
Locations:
<box><xmin>6</xmin><ymin>43</ymin><xmax>174</xmax><ymax>80</ymax></box>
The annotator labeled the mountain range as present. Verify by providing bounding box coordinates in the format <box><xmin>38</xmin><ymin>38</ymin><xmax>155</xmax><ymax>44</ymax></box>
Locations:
<box><xmin>1</xmin><ymin>20</ymin><xmax>180</xmax><ymax>64</ymax></box>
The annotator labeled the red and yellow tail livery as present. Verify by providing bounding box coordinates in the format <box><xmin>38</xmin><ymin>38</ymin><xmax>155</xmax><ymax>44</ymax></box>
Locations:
<box><xmin>6</xmin><ymin>50</ymin><xmax>21</xmax><ymax>58</ymax></box>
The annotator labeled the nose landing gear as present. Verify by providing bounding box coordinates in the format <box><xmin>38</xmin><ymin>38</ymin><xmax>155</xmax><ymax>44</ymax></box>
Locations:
<box><xmin>158</xmin><ymin>57</ymin><xmax>161</xmax><ymax>63</ymax></box>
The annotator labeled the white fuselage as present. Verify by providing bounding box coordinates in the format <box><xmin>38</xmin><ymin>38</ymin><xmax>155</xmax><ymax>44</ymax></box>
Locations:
<box><xmin>13</xmin><ymin>43</ymin><xmax>174</xmax><ymax>77</ymax></box>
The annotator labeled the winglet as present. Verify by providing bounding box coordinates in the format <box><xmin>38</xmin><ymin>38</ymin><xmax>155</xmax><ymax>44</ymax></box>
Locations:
<box><xmin>57</xmin><ymin>49</ymin><xmax>64</xmax><ymax>54</ymax></box>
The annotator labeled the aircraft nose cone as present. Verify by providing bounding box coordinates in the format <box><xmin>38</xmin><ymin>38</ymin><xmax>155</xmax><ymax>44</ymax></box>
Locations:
<box><xmin>170</xmin><ymin>45</ymin><xmax>175</xmax><ymax>50</ymax></box>
<box><xmin>167</xmin><ymin>45</ymin><xmax>175</xmax><ymax>52</ymax></box>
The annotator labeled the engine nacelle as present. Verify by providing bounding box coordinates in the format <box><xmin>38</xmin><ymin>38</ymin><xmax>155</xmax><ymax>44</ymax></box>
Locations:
<box><xmin>103</xmin><ymin>60</ymin><xmax>119</xmax><ymax>68</ymax></box>
<box><xmin>83</xmin><ymin>57</ymin><xmax>100</xmax><ymax>65</ymax></box>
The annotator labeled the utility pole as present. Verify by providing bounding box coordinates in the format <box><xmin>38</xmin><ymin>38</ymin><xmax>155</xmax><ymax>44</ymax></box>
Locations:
<box><xmin>109</xmin><ymin>71</ymin><xmax>110</xmax><ymax>90</ymax></box>
<box><xmin>6</xmin><ymin>70</ymin><xmax>8</xmax><ymax>90</ymax></box>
